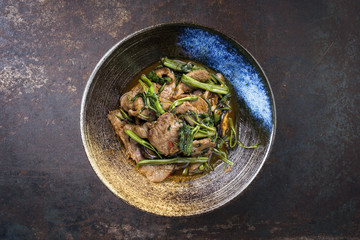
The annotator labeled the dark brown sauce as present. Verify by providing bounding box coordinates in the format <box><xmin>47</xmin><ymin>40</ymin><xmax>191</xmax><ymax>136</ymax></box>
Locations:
<box><xmin>124</xmin><ymin>59</ymin><xmax>236</xmax><ymax>181</ymax></box>
<box><xmin>123</xmin><ymin>61</ymin><xmax>163</xmax><ymax>93</ymax></box>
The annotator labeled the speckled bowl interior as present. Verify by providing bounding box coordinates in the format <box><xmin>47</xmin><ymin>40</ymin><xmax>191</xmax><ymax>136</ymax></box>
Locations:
<box><xmin>80</xmin><ymin>23</ymin><xmax>276</xmax><ymax>216</ymax></box>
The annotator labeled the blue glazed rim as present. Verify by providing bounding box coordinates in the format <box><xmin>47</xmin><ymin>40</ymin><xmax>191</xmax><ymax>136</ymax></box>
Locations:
<box><xmin>176</xmin><ymin>24</ymin><xmax>275</xmax><ymax>133</ymax></box>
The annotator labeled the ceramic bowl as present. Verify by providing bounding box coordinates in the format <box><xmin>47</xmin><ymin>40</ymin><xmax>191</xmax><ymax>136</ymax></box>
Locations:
<box><xmin>80</xmin><ymin>23</ymin><xmax>276</xmax><ymax>216</ymax></box>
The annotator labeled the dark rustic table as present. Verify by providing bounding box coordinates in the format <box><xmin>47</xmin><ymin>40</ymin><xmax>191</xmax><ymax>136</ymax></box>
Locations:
<box><xmin>1</xmin><ymin>0</ymin><xmax>359</xmax><ymax>239</ymax></box>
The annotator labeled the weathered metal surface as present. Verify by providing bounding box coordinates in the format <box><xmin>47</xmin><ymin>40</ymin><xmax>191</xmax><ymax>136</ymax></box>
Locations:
<box><xmin>0</xmin><ymin>0</ymin><xmax>359</xmax><ymax>239</ymax></box>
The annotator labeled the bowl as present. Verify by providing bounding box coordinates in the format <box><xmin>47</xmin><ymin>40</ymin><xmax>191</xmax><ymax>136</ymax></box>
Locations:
<box><xmin>80</xmin><ymin>23</ymin><xmax>276</xmax><ymax>216</ymax></box>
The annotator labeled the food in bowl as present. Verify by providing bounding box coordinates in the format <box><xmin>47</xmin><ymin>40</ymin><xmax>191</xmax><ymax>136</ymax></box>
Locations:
<box><xmin>108</xmin><ymin>57</ymin><xmax>258</xmax><ymax>182</ymax></box>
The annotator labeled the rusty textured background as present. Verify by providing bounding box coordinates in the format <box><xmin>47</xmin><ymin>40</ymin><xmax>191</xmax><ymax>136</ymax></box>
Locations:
<box><xmin>1</xmin><ymin>0</ymin><xmax>360</xmax><ymax>239</ymax></box>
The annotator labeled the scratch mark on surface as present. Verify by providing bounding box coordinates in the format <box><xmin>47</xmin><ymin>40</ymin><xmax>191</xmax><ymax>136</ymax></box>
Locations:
<box><xmin>306</xmin><ymin>41</ymin><xmax>334</xmax><ymax>78</ymax></box>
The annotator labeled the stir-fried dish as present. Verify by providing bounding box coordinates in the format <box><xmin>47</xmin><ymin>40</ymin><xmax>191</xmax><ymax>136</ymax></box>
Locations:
<box><xmin>108</xmin><ymin>57</ymin><xmax>258</xmax><ymax>182</ymax></box>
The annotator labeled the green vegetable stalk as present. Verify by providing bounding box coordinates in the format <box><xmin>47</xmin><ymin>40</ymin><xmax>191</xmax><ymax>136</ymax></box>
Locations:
<box><xmin>181</xmin><ymin>74</ymin><xmax>229</xmax><ymax>95</ymax></box>
<box><xmin>158</xmin><ymin>82</ymin><xmax>166</xmax><ymax>94</ymax></box>
<box><xmin>228</xmin><ymin>117</ymin><xmax>237</xmax><ymax>148</ymax></box>
<box><xmin>238</xmin><ymin>140</ymin><xmax>259</xmax><ymax>149</ymax></box>
<box><xmin>186</xmin><ymin>116</ymin><xmax>216</xmax><ymax>132</ymax></box>
<box><xmin>114</xmin><ymin>113</ymin><xmax>124</xmax><ymax>120</ymax></box>
<box><xmin>210</xmin><ymin>73</ymin><xmax>226</xmax><ymax>86</ymax></box>
<box><xmin>116</xmin><ymin>109</ymin><xmax>133</xmax><ymax>123</ymax></box>
<box><xmin>201</xmin><ymin>96</ymin><xmax>212</xmax><ymax>116</ymax></box>
<box><xmin>213</xmin><ymin>148</ymin><xmax>233</xmax><ymax>166</ymax></box>
<box><xmin>140</xmin><ymin>74</ymin><xmax>155</xmax><ymax>93</ymax></box>
<box><xmin>161</xmin><ymin>57</ymin><xmax>203</xmax><ymax>72</ymax></box>
<box><xmin>227</xmin><ymin>116</ymin><xmax>259</xmax><ymax>149</ymax></box>
<box><xmin>138</xmin><ymin>79</ymin><xmax>149</xmax><ymax>92</ymax></box>
<box><xmin>194</xmin><ymin>129</ymin><xmax>216</xmax><ymax>139</ymax></box>
<box><xmin>140</xmin><ymin>74</ymin><xmax>165</xmax><ymax>116</ymax></box>
<box><xmin>124</xmin><ymin>129</ymin><xmax>162</xmax><ymax>158</ymax></box>
<box><xmin>168</xmin><ymin>96</ymin><xmax>198</xmax><ymax>112</ymax></box>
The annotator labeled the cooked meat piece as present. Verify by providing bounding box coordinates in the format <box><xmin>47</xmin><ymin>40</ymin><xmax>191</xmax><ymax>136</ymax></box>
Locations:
<box><xmin>154</xmin><ymin>68</ymin><xmax>177</xmax><ymax>100</ymax></box>
<box><xmin>159</xmin><ymin>98</ymin><xmax>173</xmax><ymax>110</ymax></box>
<box><xmin>216</xmin><ymin>73</ymin><xmax>225</xmax><ymax>82</ymax></box>
<box><xmin>193</xmin><ymin>90</ymin><xmax>204</xmax><ymax>97</ymax></box>
<box><xmin>108</xmin><ymin>110</ymin><xmax>143</xmax><ymax>162</ymax></box>
<box><xmin>192</xmin><ymin>138</ymin><xmax>215</xmax><ymax>156</ymax></box>
<box><xmin>119</xmin><ymin>131</ymin><xmax>143</xmax><ymax>162</ymax></box>
<box><xmin>138</xmin><ymin>165</ymin><xmax>174</xmax><ymax>183</ymax></box>
<box><xmin>148</xmin><ymin>113</ymin><xmax>182</xmax><ymax>156</ymax></box>
<box><xmin>174</xmin><ymin>102</ymin><xmax>197</xmax><ymax>115</ymax></box>
<box><xmin>155</xmin><ymin>67</ymin><xmax>176</xmax><ymax>81</ymax></box>
<box><xmin>187</xmin><ymin>70</ymin><xmax>210</xmax><ymax>82</ymax></box>
<box><xmin>174</xmin><ymin>96</ymin><xmax>209</xmax><ymax>115</ymax></box>
<box><xmin>120</xmin><ymin>84</ymin><xmax>142</xmax><ymax>112</ymax></box>
<box><xmin>127</xmin><ymin>97</ymin><xmax>144</xmax><ymax>116</ymax></box>
<box><xmin>190</xmin><ymin>95</ymin><xmax>209</xmax><ymax>113</ymax></box>
<box><xmin>126</xmin><ymin>122</ymin><xmax>153</xmax><ymax>139</ymax></box>
<box><xmin>221</xmin><ymin>111</ymin><xmax>229</xmax><ymax>137</ymax></box>
<box><xmin>120</xmin><ymin>83</ymin><xmax>155</xmax><ymax>121</ymax></box>
<box><xmin>159</xmin><ymin>80</ymin><xmax>176</xmax><ymax>100</ymax></box>
<box><xmin>198</xmin><ymin>90</ymin><xmax>218</xmax><ymax>111</ymax></box>
<box><xmin>173</xmin><ymin>70</ymin><xmax>210</xmax><ymax>98</ymax></box>
<box><xmin>188</xmin><ymin>163</ymin><xmax>201</xmax><ymax>173</ymax></box>
<box><xmin>173</xmin><ymin>83</ymin><xmax>193</xmax><ymax>99</ymax></box>
<box><xmin>207</xmin><ymin>92</ymin><xmax>218</xmax><ymax>111</ymax></box>
<box><xmin>107</xmin><ymin>110</ymin><xmax>125</xmax><ymax>134</ymax></box>
<box><xmin>131</xmin><ymin>100</ymin><xmax>156</xmax><ymax>121</ymax></box>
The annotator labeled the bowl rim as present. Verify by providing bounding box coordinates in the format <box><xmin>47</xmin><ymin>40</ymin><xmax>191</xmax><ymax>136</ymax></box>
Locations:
<box><xmin>80</xmin><ymin>22</ymin><xmax>277</xmax><ymax>216</ymax></box>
